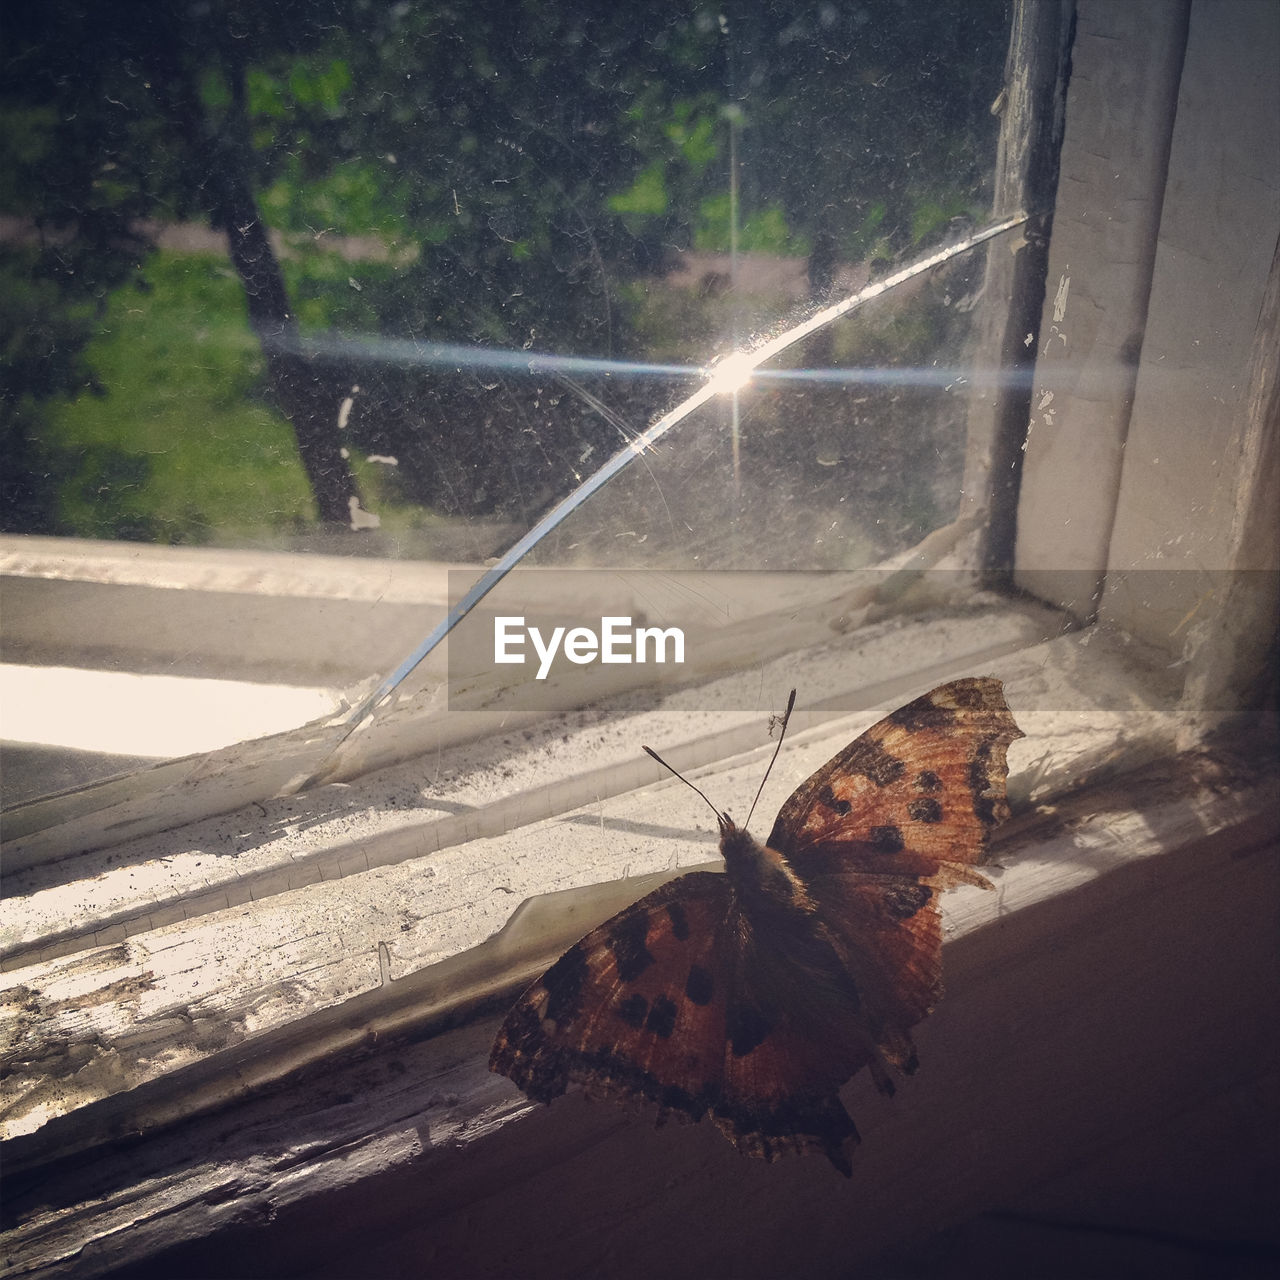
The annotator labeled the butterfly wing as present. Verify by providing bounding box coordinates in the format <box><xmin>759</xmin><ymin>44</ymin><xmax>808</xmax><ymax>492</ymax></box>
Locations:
<box><xmin>766</xmin><ymin>677</ymin><xmax>1022</xmax><ymax>1066</ymax></box>
<box><xmin>491</xmin><ymin>679</ymin><xmax>1021</xmax><ymax>1174</ymax></box>
<box><xmin>769</xmin><ymin>677</ymin><xmax>1022</xmax><ymax>875</ymax></box>
<box><xmin>490</xmin><ymin>871</ymin><xmax>867</xmax><ymax>1174</ymax></box>
<box><xmin>491</xmin><ymin>873</ymin><xmax>734</xmax><ymax>1114</ymax></box>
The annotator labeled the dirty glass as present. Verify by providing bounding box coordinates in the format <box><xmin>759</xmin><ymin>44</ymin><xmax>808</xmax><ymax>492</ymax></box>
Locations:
<box><xmin>0</xmin><ymin>0</ymin><xmax>1013</xmax><ymax>806</ymax></box>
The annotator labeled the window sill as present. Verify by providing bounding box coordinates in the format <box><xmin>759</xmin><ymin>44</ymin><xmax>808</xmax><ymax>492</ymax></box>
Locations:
<box><xmin>3</xmin><ymin>589</ymin><xmax>1066</xmax><ymax>964</ymax></box>
<box><xmin>3</xmin><ymin>602</ymin><xmax>1275</xmax><ymax>1274</ymax></box>
<box><xmin>1</xmin><ymin>610</ymin><xmax>1190</xmax><ymax>1133</ymax></box>
<box><xmin>2</xmin><ymin>715</ymin><xmax>1273</xmax><ymax>1277</ymax></box>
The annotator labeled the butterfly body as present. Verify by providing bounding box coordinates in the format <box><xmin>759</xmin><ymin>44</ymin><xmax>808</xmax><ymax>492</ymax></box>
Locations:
<box><xmin>490</xmin><ymin>677</ymin><xmax>1022</xmax><ymax>1176</ymax></box>
<box><xmin>719</xmin><ymin>818</ymin><xmax>817</xmax><ymax>916</ymax></box>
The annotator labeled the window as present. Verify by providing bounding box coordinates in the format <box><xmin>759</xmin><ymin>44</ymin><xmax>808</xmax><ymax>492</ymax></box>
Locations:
<box><xmin>2</xmin><ymin>2</ymin><xmax>1277</xmax><ymax>1275</ymax></box>
<box><xmin>3</xmin><ymin>0</ymin><xmax>1015</xmax><ymax>827</ymax></box>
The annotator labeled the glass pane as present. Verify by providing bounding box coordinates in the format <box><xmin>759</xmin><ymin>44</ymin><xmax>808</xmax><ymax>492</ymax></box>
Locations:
<box><xmin>1</xmin><ymin>1</ymin><xmax>1012</xmax><ymax>808</ymax></box>
<box><xmin>528</xmin><ymin>251</ymin><xmax>1004</xmax><ymax>571</ymax></box>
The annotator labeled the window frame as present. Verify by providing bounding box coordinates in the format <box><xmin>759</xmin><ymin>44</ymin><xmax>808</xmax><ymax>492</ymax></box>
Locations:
<box><xmin>3</xmin><ymin>1</ymin><xmax>1279</xmax><ymax>1272</ymax></box>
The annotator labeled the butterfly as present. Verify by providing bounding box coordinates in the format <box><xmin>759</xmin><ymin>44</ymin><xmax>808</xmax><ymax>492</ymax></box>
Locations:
<box><xmin>489</xmin><ymin>677</ymin><xmax>1023</xmax><ymax>1176</ymax></box>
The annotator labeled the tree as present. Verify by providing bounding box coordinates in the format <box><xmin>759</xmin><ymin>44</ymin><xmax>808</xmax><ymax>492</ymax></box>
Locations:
<box><xmin>1</xmin><ymin>0</ymin><xmax>363</xmax><ymax>528</ymax></box>
<box><xmin>238</xmin><ymin>0</ymin><xmax>729</xmax><ymax>518</ymax></box>
<box><xmin>2</xmin><ymin>0</ymin><xmax>1010</xmax><ymax>537</ymax></box>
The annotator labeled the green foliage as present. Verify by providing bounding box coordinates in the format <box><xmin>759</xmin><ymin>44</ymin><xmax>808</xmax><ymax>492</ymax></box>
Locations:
<box><xmin>0</xmin><ymin>57</ymin><xmax>161</xmax><ymax>533</ymax></box>
<box><xmin>604</xmin><ymin>89</ymin><xmax>724</xmax><ymax>254</ymax></box>
<box><xmin>609</xmin><ymin>165</ymin><xmax>670</xmax><ymax>219</ymax></box>
<box><xmin>694</xmin><ymin>197</ymin><xmax>808</xmax><ymax>256</ymax></box>
<box><xmin>909</xmin><ymin>192</ymin><xmax>982</xmax><ymax>245</ymax></box>
<box><xmin>259</xmin><ymin>158</ymin><xmax>414</xmax><ymax>243</ymax></box>
<box><xmin>2</xmin><ymin>0</ymin><xmax>1011</xmax><ymax>540</ymax></box>
<box><xmin>35</xmin><ymin>253</ymin><xmax>315</xmax><ymax>541</ymax></box>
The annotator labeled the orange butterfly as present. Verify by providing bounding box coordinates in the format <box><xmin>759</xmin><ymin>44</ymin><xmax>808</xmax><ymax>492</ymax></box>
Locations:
<box><xmin>490</xmin><ymin>677</ymin><xmax>1022</xmax><ymax>1175</ymax></box>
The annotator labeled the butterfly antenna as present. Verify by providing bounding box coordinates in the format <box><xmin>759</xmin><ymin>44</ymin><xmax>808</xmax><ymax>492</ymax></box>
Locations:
<box><xmin>744</xmin><ymin>689</ymin><xmax>798</xmax><ymax>830</ymax></box>
<box><xmin>642</xmin><ymin>746</ymin><xmax>725</xmax><ymax>823</ymax></box>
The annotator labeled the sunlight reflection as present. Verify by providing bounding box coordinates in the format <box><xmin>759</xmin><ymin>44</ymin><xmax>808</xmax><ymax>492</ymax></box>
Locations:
<box><xmin>296</xmin><ymin>212</ymin><xmax>1029</xmax><ymax>789</ymax></box>
<box><xmin>705</xmin><ymin>351</ymin><xmax>757</xmax><ymax>396</ymax></box>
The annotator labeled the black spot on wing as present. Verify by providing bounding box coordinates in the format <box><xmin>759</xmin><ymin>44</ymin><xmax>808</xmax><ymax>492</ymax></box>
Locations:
<box><xmin>868</xmin><ymin>824</ymin><xmax>905</xmax><ymax>854</ymax></box>
<box><xmin>846</xmin><ymin>738</ymin><xmax>906</xmax><ymax>787</ymax></box>
<box><xmin>616</xmin><ymin>992</ymin><xmax>647</xmax><ymax>1028</ymax></box>
<box><xmin>969</xmin><ymin>745</ymin><xmax>991</xmax><ymax>790</ymax></box>
<box><xmin>665</xmin><ymin>901</ymin><xmax>690</xmax><ymax>941</ymax></box>
<box><xmin>490</xmin><ymin>1001</ymin><xmax>566</xmax><ymax>1103</ymax></box>
<box><xmin>888</xmin><ymin>694</ymin><xmax>954</xmax><ymax>733</ymax></box>
<box><xmin>883</xmin><ymin>883</ymin><xmax>932</xmax><ymax>919</ymax></box>
<box><xmin>645</xmin><ymin>994</ymin><xmax>678</xmax><ymax>1039</ymax></box>
<box><xmin>970</xmin><ymin>741</ymin><xmax>998</xmax><ymax>824</ymax></box>
<box><xmin>950</xmin><ymin>680</ymin><xmax>992</xmax><ymax>710</ymax></box>
<box><xmin>908</xmin><ymin>797</ymin><xmax>943</xmax><ymax>823</ymax></box>
<box><xmin>818</xmin><ymin>784</ymin><xmax>851</xmax><ymax>816</ymax></box>
<box><xmin>543</xmin><ymin>946</ymin><xmax>588</xmax><ymax>1024</ymax></box>
<box><xmin>915</xmin><ymin>769</ymin><xmax>943</xmax><ymax>793</ymax></box>
<box><xmin>608</xmin><ymin>912</ymin><xmax>654</xmax><ymax>982</ymax></box>
<box><xmin>685</xmin><ymin>964</ymin><xmax>715</xmax><ymax>1006</ymax></box>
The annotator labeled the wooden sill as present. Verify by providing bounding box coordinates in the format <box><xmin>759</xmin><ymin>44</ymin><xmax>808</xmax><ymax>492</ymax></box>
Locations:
<box><xmin>0</xmin><ymin>518</ymin><xmax>1009</xmax><ymax>868</ymax></box>
<box><xmin>1</xmin><ymin>741</ymin><xmax>1274</xmax><ymax>1279</ymax></box>
<box><xmin>5</xmin><ymin>606</ymin><xmax>1273</xmax><ymax>1274</ymax></box>
<box><xmin>3</xmin><ymin>595</ymin><xmax>1067</xmax><ymax>967</ymax></box>
<box><xmin>1</xmin><ymin>616</ymin><xmax>1187</xmax><ymax>1144</ymax></box>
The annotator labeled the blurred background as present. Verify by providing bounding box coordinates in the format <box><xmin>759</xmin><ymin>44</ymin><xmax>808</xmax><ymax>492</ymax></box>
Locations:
<box><xmin>1</xmin><ymin>0</ymin><xmax>1010</xmax><ymax>571</ymax></box>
